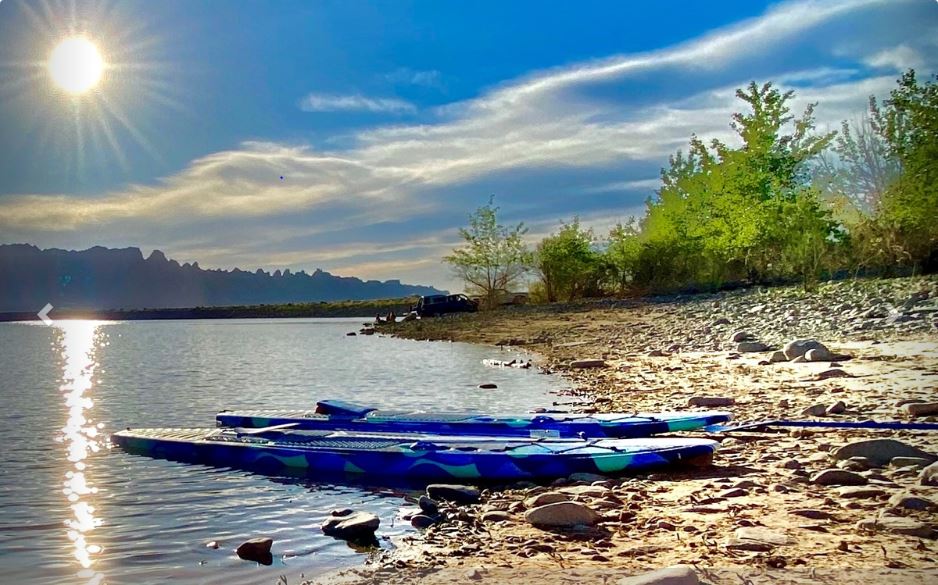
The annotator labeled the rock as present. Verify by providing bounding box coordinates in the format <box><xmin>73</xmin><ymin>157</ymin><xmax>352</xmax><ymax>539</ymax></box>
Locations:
<box><xmin>737</xmin><ymin>341</ymin><xmax>769</xmax><ymax>352</ymax></box>
<box><xmin>888</xmin><ymin>493</ymin><xmax>935</xmax><ymax>511</ymax></box>
<box><xmin>687</xmin><ymin>396</ymin><xmax>735</xmax><ymax>407</ymax></box>
<box><xmin>718</xmin><ymin>488</ymin><xmax>748</xmax><ymax>498</ymax></box>
<box><xmin>330</xmin><ymin>508</ymin><xmax>354</xmax><ymax>517</ymax></box>
<box><xmin>783</xmin><ymin>339</ymin><xmax>831</xmax><ymax>361</ymax></box>
<box><xmin>801</xmin><ymin>403</ymin><xmax>828</xmax><ymax>417</ymax></box>
<box><xmin>360</xmin><ymin>327</ymin><xmax>376</xmax><ymax>335</ymax></box>
<box><xmin>769</xmin><ymin>351</ymin><xmax>788</xmax><ymax>363</ymax></box>
<box><xmin>647</xmin><ymin>349</ymin><xmax>667</xmax><ymax>357</ymax></box>
<box><xmin>427</xmin><ymin>484</ymin><xmax>481</xmax><ymax>504</ymax></box>
<box><xmin>836</xmin><ymin>486</ymin><xmax>886</xmax><ymax>499</ymax></box>
<box><xmin>805</xmin><ymin>348</ymin><xmax>835</xmax><ymax>362</ymax></box>
<box><xmin>321</xmin><ymin>511</ymin><xmax>380</xmax><ymax>541</ymax></box>
<box><xmin>478</xmin><ymin>383</ymin><xmax>498</xmax><ymax>389</ymax></box>
<box><xmin>890</xmin><ymin>457</ymin><xmax>932</xmax><ymax>469</ymax></box>
<box><xmin>790</xmin><ymin>509</ymin><xmax>836</xmax><ymax>520</ymax></box>
<box><xmin>856</xmin><ymin>516</ymin><xmax>936</xmax><ymax>539</ymax></box>
<box><xmin>236</xmin><ymin>538</ymin><xmax>273</xmax><ymax>564</ymax></box>
<box><xmin>840</xmin><ymin>456</ymin><xmax>876</xmax><ymax>471</ymax></box>
<box><xmin>568</xmin><ymin>472</ymin><xmax>608</xmax><ymax>483</ymax></box>
<box><xmin>812</xmin><ymin>469</ymin><xmax>868</xmax><ymax>486</ymax></box>
<box><xmin>481</xmin><ymin>510</ymin><xmax>512</xmax><ymax>523</ymax></box>
<box><xmin>832</xmin><ymin>439</ymin><xmax>937</xmax><ymax>467</ymax></box>
<box><xmin>418</xmin><ymin>495</ymin><xmax>439</xmax><ymax>516</ymax></box>
<box><xmin>525</xmin><ymin>501</ymin><xmax>599</xmax><ymax>528</ymax></box>
<box><xmin>711</xmin><ymin>318</ymin><xmax>730</xmax><ymax>327</ymax></box>
<box><xmin>346</xmin><ymin>332</ymin><xmax>356</xmax><ymax>336</ymax></box>
<box><xmin>410</xmin><ymin>514</ymin><xmax>438</xmax><ymax>529</ymax></box>
<box><xmin>780</xmin><ymin>458</ymin><xmax>802</xmax><ymax>470</ymax></box>
<box><xmin>730</xmin><ymin>330</ymin><xmax>754</xmax><ymax>342</ymax></box>
<box><xmin>569</xmin><ymin>359</ymin><xmax>607</xmax><ymax>369</ymax></box>
<box><xmin>617</xmin><ymin>565</ymin><xmax>700</xmax><ymax>585</ymax></box>
<box><xmin>205</xmin><ymin>540</ymin><xmax>220</xmax><ymax>549</ymax></box>
<box><xmin>524</xmin><ymin>492</ymin><xmax>569</xmax><ymax>508</ymax></box>
<box><xmin>465</xmin><ymin>568</ymin><xmax>483</xmax><ymax>580</ymax></box>
<box><xmin>726</xmin><ymin>527</ymin><xmax>793</xmax><ymax>551</ymax></box>
<box><xmin>920</xmin><ymin>461</ymin><xmax>938</xmax><ymax>486</ymax></box>
<box><xmin>901</xmin><ymin>402</ymin><xmax>938</xmax><ymax>417</ymax></box>
<box><xmin>817</xmin><ymin>368</ymin><xmax>852</xmax><ymax>379</ymax></box>
<box><xmin>826</xmin><ymin>401</ymin><xmax>847</xmax><ymax>415</ymax></box>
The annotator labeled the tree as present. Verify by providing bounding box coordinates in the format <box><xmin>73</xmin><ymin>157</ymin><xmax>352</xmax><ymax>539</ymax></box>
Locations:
<box><xmin>603</xmin><ymin>219</ymin><xmax>642</xmax><ymax>295</ymax></box>
<box><xmin>535</xmin><ymin>218</ymin><xmax>600</xmax><ymax>302</ymax></box>
<box><xmin>871</xmin><ymin>70</ymin><xmax>938</xmax><ymax>272</ymax></box>
<box><xmin>444</xmin><ymin>198</ymin><xmax>531</xmax><ymax>308</ymax></box>
<box><xmin>637</xmin><ymin>82</ymin><xmax>837</xmax><ymax>290</ymax></box>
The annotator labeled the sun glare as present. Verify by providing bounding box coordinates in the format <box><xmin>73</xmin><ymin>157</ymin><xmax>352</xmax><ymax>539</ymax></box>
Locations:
<box><xmin>49</xmin><ymin>37</ymin><xmax>104</xmax><ymax>94</ymax></box>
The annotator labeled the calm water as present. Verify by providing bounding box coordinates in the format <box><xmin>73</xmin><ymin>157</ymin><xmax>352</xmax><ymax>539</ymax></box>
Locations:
<box><xmin>0</xmin><ymin>318</ymin><xmax>565</xmax><ymax>585</ymax></box>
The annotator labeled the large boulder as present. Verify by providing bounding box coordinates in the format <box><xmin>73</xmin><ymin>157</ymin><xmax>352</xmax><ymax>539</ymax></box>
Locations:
<box><xmin>783</xmin><ymin>339</ymin><xmax>831</xmax><ymax>361</ymax></box>
<box><xmin>832</xmin><ymin>439</ymin><xmax>936</xmax><ymax>467</ymax></box>
<box><xmin>617</xmin><ymin>565</ymin><xmax>700</xmax><ymax>585</ymax></box>
<box><xmin>426</xmin><ymin>484</ymin><xmax>480</xmax><ymax>504</ymax></box>
<box><xmin>902</xmin><ymin>402</ymin><xmax>938</xmax><ymax>417</ymax></box>
<box><xmin>524</xmin><ymin>491</ymin><xmax>569</xmax><ymax>509</ymax></box>
<box><xmin>321</xmin><ymin>511</ymin><xmax>380</xmax><ymax>542</ymax></box>
<box><xmin>525</xmin><ymin>501</ymin><xmax>599</xmax><ymax>528</ymax></box>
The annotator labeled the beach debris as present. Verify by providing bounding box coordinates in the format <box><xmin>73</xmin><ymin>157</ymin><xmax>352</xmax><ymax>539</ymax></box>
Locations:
<box><xmin>236</xmin><ymin>538</ymin><xmax>273</xmax><ymax>565</ymax></box>
<box><xmin>617</xmin><ymin>564</ymin><xmax>699</xmax><ymax>585</ymax></box>
<box><xmin>321</xmin><ymin>511</ymin><xmax>380</xmax><ymax>542</ymax></box>
<box><xmin>525</xmin><ymin>501</ymin><xmax>599</xmax><ymax>528</ymax></box>
<box><xmin>427</xmin><ymin>484</ymin><xmax>480</xmax><ymax>505</ymax></box>
<box><xmin>483</xmin><ymin>358</ymin><xmax>532</xmax><ymax>369</ymax></box>
<box><xmin>832</xmin><ymin>439</ymin><xmax>936</xmax><ymax>467</ymax></box>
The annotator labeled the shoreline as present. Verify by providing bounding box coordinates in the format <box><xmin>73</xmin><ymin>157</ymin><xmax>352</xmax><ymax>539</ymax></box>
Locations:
<box><xmin>0</xmin><ymin>297</ymin><xmax>415</xmax><ymax>323</ymax></box>
<box><xmin>328</xmin><ymin>275</ymin><xmax>938</xmax><ymax>584</ymax></box>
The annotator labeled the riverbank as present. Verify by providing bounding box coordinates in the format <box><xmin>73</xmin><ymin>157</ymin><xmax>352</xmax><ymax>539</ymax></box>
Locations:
<box><xmin>324</xmin><ymin>276</ymin><xmax>938</xmax><ymax>584</ymax></box>
<box><xmin>0</xmin><ymin>297</ymin><xmax>415</xmax><ymax>322</ymax></box>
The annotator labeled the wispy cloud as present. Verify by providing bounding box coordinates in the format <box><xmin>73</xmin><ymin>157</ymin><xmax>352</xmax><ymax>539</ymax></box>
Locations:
<box><xmin>864</xmin><ymin>45</ymin><xmax>925</xmax><ymax>72</ymax></box>
<box><xmin>298</xmin><ymin>93</ymin><xmax>416</xmax><ymax>114</ymax></box>
<box><xmin>2</xmin><ymin>0</ymin><xmax>933</xmax><ymax>290</ymax></box>
<box><xmin>384</xmin><ymin>68</ymin><xmax>444</xmax><ymax>89</ymax></box>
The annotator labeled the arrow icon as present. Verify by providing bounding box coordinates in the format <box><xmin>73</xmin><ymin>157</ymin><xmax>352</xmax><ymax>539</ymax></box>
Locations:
<box><xmin>38</xmin><ymin>303</ymin><xmax>54</xmax><ymax>326</ymax></box>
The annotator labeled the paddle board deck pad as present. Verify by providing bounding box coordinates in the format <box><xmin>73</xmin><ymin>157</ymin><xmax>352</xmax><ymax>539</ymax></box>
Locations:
<box><xmin>216</xmin><ymin>400</ymin><xmax>731</xmax><ymax>438</ymax></box>
<box><xmin>112</xmin><ymin>428</ymin><xmax>719</xmax><ymax>481</ymax></box>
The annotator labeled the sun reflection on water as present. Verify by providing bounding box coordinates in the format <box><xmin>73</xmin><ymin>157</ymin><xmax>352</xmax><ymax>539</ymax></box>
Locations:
<box><xmin>55</xmin><ymin>321</ymin><xmax>106</xmax><ymax>571</ymax></box>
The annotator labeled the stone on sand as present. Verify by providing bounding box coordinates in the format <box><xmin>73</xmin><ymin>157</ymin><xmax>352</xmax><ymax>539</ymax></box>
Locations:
<box><xmin>832</xmin><ymin>439</ymin><xmax>936</xmax><ymax>467</ymax></box>
<box><xmin>321</xmin><ymin>511</ymin><xmax>380</xmax><ymax>541</ymax></box>
<box><xmin>856</xmin><ymin>516</ymin><xmax>936</xmax><ymax>539</ymax></box>
<box><xmin>525</xmin><ymin>501</ymin><xmax>599</xmax><ymax>528</ymax></box>
<box><xmin>569</xmin><ymin>359</ymin><xmax>607</xmax><ymax>369</ymax></box>
<box><xmin>901</xmin><ymin>402</ymin><xmax>938</xmax><ymax>417</ymax></box>
<box><xmin>687</xmin><ymin>396</ymin><xmax>735</xmax><ymax>407</ymax></box>
<box><xmin>811</xmin><ymin>468</ymin><xmax>868</xmax><ymax>486</ymax></box>
<box><xmin>783</xmin><ymin>339</ymin><xmax>831</xmax><ymax>361</ymax></box>
<box><xmin>427</xmin><ymin>484</ymin><xmax>481</xmax><ymax>504</ymax></box>
<box><xmin>617</xmin><ymin>565</ymin><xmax>699</xmax><ymax>585</ymax></box>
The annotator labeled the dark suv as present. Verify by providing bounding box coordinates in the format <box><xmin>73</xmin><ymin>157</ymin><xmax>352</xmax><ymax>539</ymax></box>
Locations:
<box><xmin>414</xmin><ymin>294</ymin><xmax>479</xmax><ymax>317</ymax></box>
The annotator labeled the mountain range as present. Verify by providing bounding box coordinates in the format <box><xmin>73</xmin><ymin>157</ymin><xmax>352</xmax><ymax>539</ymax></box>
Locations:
<box><xmin>0</xmin><ymin>244</ymin><xmax>446</xmax><ymax>312</ymax></box>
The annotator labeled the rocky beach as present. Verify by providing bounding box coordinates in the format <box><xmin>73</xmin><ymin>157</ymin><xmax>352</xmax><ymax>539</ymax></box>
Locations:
<box><xmin>317</xmin><ymin>276</ymin><xmax>937</xmax><ymax>584</ymax></box>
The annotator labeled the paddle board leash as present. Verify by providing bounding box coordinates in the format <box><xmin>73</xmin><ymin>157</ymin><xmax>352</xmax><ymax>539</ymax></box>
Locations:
<box><xmin>706</xmin><ymin>419</ymin><xmax>938</xmax><ymax>433</ymax></box>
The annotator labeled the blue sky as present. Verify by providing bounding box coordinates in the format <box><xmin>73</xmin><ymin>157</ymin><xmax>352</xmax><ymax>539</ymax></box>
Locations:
<box><xmin>0</xmin><ymin>0</ymin><xmax>935</xmax><ymax>291</ymax></box>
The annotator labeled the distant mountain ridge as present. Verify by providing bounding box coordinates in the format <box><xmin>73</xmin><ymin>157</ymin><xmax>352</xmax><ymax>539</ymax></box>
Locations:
<box><xmin>0</xmin><ymin>244</ymin><xmax>446</xmax><ymax>312</ymax></box>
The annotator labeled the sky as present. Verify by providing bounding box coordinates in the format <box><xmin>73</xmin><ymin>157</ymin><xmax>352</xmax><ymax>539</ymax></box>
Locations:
<box><xmin>0</xmin><ymin>0</ymin><xmax>935</xmax><ymax>292</ymax></box>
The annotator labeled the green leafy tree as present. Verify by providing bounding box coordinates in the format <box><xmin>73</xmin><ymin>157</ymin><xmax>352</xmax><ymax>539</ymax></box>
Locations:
<box><xmin>535</xmin><ymin>218</ymin><xmax>600</xmax><ymax>302</ymax></box>
<box><xmin>444</xmin><ymin>198</ymin><xmax>531</xmax><ymax>308</ymax></box>
<box><xmin>871</xmin><ymin>70</ymin><xmax>938</xmax><ymax>272</ymax></box>
<box><xmin>637</xmin><ymin>82</ymin><xmax>837</xmax><ymax>290</ymax></box>
<box><xmin>603</xmin><ymin>219</ymin><xmax>642</xmax><ymax>294</ymax></box>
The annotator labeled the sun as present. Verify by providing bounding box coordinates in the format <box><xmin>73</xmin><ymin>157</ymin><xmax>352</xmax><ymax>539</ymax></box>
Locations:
<box><xmin>49</xmin><ymin>37</ymin><xmax>105</xmax><ymax>94</ymax></box>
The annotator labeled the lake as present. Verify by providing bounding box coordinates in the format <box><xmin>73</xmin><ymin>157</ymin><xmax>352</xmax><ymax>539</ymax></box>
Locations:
<box><xmin>0</xmin><ymin>318</ymin><xmax>566</xmax><ymax>585</ymax></box>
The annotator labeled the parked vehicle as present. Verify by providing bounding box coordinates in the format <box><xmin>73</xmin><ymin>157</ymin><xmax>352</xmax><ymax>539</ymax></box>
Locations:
<box><xmin>414</xmin><ymin>294</ymin><xmax>478</xmax><ymax>317</ymax></box>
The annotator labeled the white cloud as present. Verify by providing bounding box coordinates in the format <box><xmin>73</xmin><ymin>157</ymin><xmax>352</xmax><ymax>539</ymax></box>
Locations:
<box><xmin>384</xmin><ymin>68</ymin><xmax>443</xmax><ymax>89</ymax></box>
<box><xmin>298</xmin><ymin>93</ymin><xmax>416</xmax><ymax>114</ymax></box>
<box><xmin>864</xmin><ymin>45</ymin><xmax>925</xmax><ymax>71</ymax></box>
